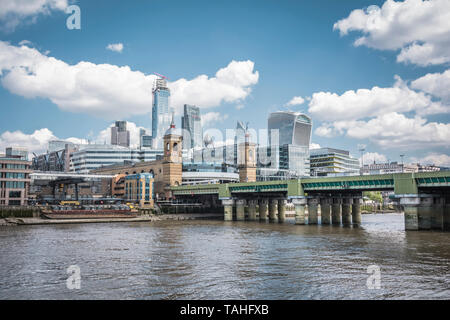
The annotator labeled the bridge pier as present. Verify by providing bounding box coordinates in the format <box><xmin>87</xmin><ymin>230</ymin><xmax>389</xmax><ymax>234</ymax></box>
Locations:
<box><xmin>236</xmin><ymin>199</ymin><xmax>246</xmax><ymax>221</ymax></box>
<box><xmin>307</xmin><ymin>198</ymin><xmax>319</xmax><ymax>224</ymax></box>
<box><xmin>341</xmin><ymin>197</ymin><xmax>352</xmax><ymax>226</ymax></box>
<box><xmin>269</xmin><ymin>199</ymin><xmax>278</xmax><ymax>222</ymax></box>
<box><xmin>400</xmin><ymin>195</ymin><xmax>438</xmax><ymax>231</ymax></box>
<box><xmin>259</xmin><ymin>199</ymin><xmax>268</xmax><ymax>222</ymax></box>
<box><xmin>278</xmin><ymin>199</ymin><xmax>286</xmax><ymax>223</ymax></box>
<box><xmin>320</xmin><ymin>198</ymin><xmax>332</xmax><ymax>225</ymax></box>
<box><xmin>431</xmin><ymin>197</ymin><xmax>444</xmax><ymax>230</ymax></box>
<box><xmin>222</xmin><ymin>199</ymin><xmax>234</xmax><ymax>221</ymax></box>
<box><xmin>248</xmin><ymin>200</ymin><xmax>257</xmax><ymax>221</ymax></box>
<box><xmin>293</xmin><ymin>197</ymin><xmax>307</xmax><ymax>225</ymax></box>
<box><xmin>331</xmin><ymin>197</ymin><xmax>342</xmax><ymax>225</ymax></box>
<box><xmin>352</xmin><ymin>197</ymin><xmax>362</xmax><ymax>227</ymax></box>
<box><xmin>444</xmin><ymin>195</ymin><xmax>450</xmax><ymax>231</ymax></box>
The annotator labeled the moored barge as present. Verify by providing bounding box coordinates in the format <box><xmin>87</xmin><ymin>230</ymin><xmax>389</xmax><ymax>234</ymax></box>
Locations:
<box><xmin>41</xmin><ymin>204</ymin><xmax>138</xmax><ymax>219</ymax></box>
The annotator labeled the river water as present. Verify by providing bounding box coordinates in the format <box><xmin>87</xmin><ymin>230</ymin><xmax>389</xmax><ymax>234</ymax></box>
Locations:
<box><xmin>0</xmin><ymin>213</ymin><xmax>449</xmax><ymax>300</ymax></box>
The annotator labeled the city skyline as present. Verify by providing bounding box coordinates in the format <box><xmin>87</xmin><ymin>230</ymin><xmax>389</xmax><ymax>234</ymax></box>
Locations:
<box><xmin>0</xmin><ymin>0</ymin><xmax>449</xmax><ymax>167</ymax></box>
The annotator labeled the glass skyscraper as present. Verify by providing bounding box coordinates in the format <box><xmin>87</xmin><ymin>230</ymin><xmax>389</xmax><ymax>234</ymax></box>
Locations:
<box><xmin>264</xmin><ymin>111</ymin><xmax>312</xmax><ymax>177</ymax></box>
<box><xmin>181</xmin><ymin>104</ymin><xmax>203</xmax><ymax>149</ymax></box>
<box><xmin>152</xmin><ymin>78</ymin><xmax>172</xmax><ymax>148</ymax></box>
<box><xmin>268</xmin><ymin>111</ymin><xmax>312</xmax><ymax>147</ymax></box>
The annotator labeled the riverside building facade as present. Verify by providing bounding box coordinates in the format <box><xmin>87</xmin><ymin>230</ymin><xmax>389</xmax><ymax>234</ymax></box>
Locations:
<box><xmin>0</xmin><ymin>148</ymin><xmax>32</xmax><ymax>206</ymax></box>
<box><xmin>310</xmin><ymin>147</ymin><xmax>360</xmax><ymax>176</ymax></box>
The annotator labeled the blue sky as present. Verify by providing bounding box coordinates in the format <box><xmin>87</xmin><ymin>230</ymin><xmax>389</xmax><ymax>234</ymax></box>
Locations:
<box><xmin>0</xmin><ymin>0</ymin><xmax>449</xmax><ymax>166</ymax></box>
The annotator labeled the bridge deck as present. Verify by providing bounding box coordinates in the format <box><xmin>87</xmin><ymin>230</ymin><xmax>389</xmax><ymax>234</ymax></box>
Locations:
<box><xmin>171</xmin><ymin>171</ymin><xmax>450</xmax><ymax>198</ymax></box>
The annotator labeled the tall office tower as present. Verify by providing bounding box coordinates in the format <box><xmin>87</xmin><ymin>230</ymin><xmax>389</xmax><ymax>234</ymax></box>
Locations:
<box><xmin>111</xmin><ymin>121</ymin><xmax>130</xmax><ymax>147</ymax></box>
<box><xmin>268</xmin><ymin>111</ymin><xmax>312</xmax><ymax>147</ymax></box>
<box><xmin>152</xmin><ymin>77</ymin><xmax>171</xmax><ymax>148</ymax></box>
<box><xmin>139</xmin><ymin>128</ymin><xmax>146</xmax><ymax>138</ymax></box>
<box><xmin>181</xmin><ymin>104</ymin><xmax>202</xmax><ymax>149</ymax></box>
<box><xmin>266</xmin><ymin>111</ymin><xmax>312</xmax><ymax>177</ymax></box>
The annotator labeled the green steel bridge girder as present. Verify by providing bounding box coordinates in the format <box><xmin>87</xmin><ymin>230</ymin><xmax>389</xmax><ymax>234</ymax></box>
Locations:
<box><xmin>170</xmin><ymin>171</ymin><xmax>450</xmax><ymax>198</ymax></box>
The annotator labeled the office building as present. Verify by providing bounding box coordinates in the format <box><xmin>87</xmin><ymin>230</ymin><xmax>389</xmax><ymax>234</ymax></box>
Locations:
<box><xmin>6</xmin><ymin>147</ymin><xmax>28</xmax><ymax>161</ymax></box>
<box><xmin>310</xmin><ymin>148</ymin><xmax>360</xmax><ymax>176</ymax></box>
<box><xmin>124</xmin><ymin>173</ymin><xmax>154</xmax><ymax>207</ymax></box>
<box><xmin>111</xmin><ymin>121</ymin><xmax>130</xmax><ymax>147</ymax></box>
<box><xmin>140</xmin><ymin>135</ymin><xmax>153</xmax><ymax>149</ymax></box>
<box><xmin>33</xmin><ymin>141</ymin><xmax>78</xmax><ymax>172</ymax></box>
<box><xmin>181</xmin><ymin>104</ymin><xmax>202</xmax><ymax>149</ymax></box>
<box><xmin>361</xmin><ymin>162</ymin><xmax>442</xmax><ymax>175</ymax></box>
<box><xmin>268</xmin><ymin>111</ymin><xmax>312</xmax><ymax>147</ymax></box>
<box><xmin>69</xmin><ymin>144</ymin><xmax>164</xmax><ymax>173</ymax></box>
<box><xmin>152</xmin><ymin>77</ymin><xmax>171</xmax><ymax>148</ymax></box>
<box><xmin>263</xmin><ymin>111</ymin><xmax>312</xmax><ymax>177</ymax></box>
<box><xmin>0</xmin><ymin>148</ymin><xmax>32</xmax><ymax>206</ymax></box>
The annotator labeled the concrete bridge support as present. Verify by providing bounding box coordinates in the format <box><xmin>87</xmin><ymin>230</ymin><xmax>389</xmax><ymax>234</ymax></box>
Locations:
<box><xmin>248</xmin><ymin>200</ymin><xmax>257</xmax><ymax>221</ymax></box>
<box><xmin>400</xmin><ymin>195</ymin><xmax>436</xmax><ymax>230</ymax></box>
<box><xmin>307</xmin><ymin>198</ymin><xmax>319</xmax><ymax>224</ymax></box>
<box><xmin>320</xmin><ymin>198</ymin><xmax>332</xmax><ymax>225</ymax></box>
<box><xmin>222</xmin><ymin>199</ymin><xmax>234</xmax><ymax>221</ymax></box>
<box><xmin>341</xmin><ymin>197</ymin><xmax>352</xmax><ymax>226</ymax></box>
<box><xmin>269</xmin><ymin>199</ymin><xmax>278</xmax><ymax>222</ymax></box>
<box><xmin>278</xmin><ymin>199</ymin><xmax>286</xmax><ymax>223</ymax></box>
<box><xmin>236</xmin><ymin>199</ymin><xmax>246</xmax><ymax>221</ymax></box>
<box><xmin>431</xmin><ymin>197</ymin><xmax>444</xmax><ymax>230</ymax></box>
<box><xmin>259</xmin><ymin>199</ymin><xmax>268</xmax><ymax>222</ymax></box>
<box><xmin>444</xmin><ymin>196</ymin><xmax>450</xmax><ymax>231</ymax></box>
<box><xmin>331</xmin><ymin>198</ymin><xmax>342</xmax><ymax>225</ymax></box>
<box><xmin>352</xmin><ymin>198</ymin><xmax>362</xmax><ymax>227</ymax></box>
<box><xmin>293</xmin><ymin>198</ymin><xmax>307</xmax><ymax>225</ymax></box>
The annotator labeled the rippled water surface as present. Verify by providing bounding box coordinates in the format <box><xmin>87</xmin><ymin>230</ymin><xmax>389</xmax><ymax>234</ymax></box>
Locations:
<box><xmin>0</xmin><ymin>213</ymin><xmax>449</xmax><ymax>299</ymax></box>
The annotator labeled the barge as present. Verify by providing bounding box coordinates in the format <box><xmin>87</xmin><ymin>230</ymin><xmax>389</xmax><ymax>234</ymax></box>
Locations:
<box><xmin>41</xmin><ymin>204</ymin><xmax>138</xmax><ymax>219</ymax></box>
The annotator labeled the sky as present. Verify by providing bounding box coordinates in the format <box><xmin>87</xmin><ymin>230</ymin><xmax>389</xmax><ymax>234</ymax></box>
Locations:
<box><xmin>0</xmin><ymin>0</ymin><xmax>449</xmax><ymax>166</ymax></box>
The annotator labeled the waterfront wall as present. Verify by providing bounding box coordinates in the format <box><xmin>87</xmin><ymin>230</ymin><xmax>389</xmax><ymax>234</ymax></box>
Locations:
<box><xmin>0</xmin><ymin>206</ymin><xmax>40</xmax><ymax>218</ymax></box>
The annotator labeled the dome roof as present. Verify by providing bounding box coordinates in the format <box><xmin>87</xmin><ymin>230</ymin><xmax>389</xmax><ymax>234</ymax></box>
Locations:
<box><xmin>164</xmin><ymin>115</ymin><xmax>182</xmax><ymax>136</ymax></box>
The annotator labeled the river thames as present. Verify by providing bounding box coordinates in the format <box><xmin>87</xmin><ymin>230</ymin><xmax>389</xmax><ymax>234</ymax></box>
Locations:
<box><xmin>0</xmin><ymin>213</ymin><xmax>449</xmax><ymax>300</ymax></box>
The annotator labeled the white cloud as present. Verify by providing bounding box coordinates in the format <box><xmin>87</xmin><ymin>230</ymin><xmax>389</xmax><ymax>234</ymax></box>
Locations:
<box><xmin>0</xmin><ymin>41</ymin><xmax>259</xmax><ymax>119</ymax></box>
<box><xmin>0</xmin><ymin>0</ymin><xmax>68</xmax><ymax>32</ymax></box>
<box><xmin>333</xmin><ymin>0</ymin><xmax>450</xmax><ymax>66</ymax></box>
<box><xmin>285</xmin><ymin>96</ymin><xmax>305</xmax><ymax>106</ymax></box>
<box><xmin>106</xmin><ymin>43</ymin><xmax>123</xmax><ymax>53</ymax></box>
<box><xmin>235</xmin><ymin>104</ymin><xmax>245</xmax><ymax>110</ymax></box>
<box><xmin>169</xmin><ymin>60</ymin><xmax>259</xmax><ymax>113</ymax></box>
<box><xmin>411</xmin><ymin>69</ymin><xmax>450</xmax><ymax>102</ymax></box>
<box><xmin>308</xmin><ymin>75</ymin><xmax>448</xmax><ymax>122</ymax></box>
<box><xmin>0</xmin><ymin>121</ymin><xmax>149</xmax><ymax>156</ymax></box>
<box><xmin>201</xmin><ymin>112</ymin><xmax>229</xmax><ymax>127</ymax></box>
<box><xmin>315</xmin><ymin>112</ymin><xmax>450</xmax><ymax>149</ymax></box>
<box><xmin>412</xmin><ymin>153</ymin><xmax>450</xmax><ymax>167</ymax></box>
<box><xmin>361</xmin><ymin>152</ymin><xmax>388</xmax><ymax>164</ymax></box>
<box><xmin>310</xmin><ymin>143</ymin><xmax>321</xmax><ymax>150</ymax></box>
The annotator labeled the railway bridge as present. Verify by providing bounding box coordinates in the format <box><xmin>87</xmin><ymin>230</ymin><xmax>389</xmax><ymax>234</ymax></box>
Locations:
<box><xmin>171</xmin><ymin>171</ymin><xmax>450</xmax><ymax>231</ymax></box>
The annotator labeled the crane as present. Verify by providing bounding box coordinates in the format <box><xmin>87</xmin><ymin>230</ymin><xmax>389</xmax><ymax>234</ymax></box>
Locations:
<box><xmin>153</xmin><ymin>72</ymin><xmax>169</xmax><ymax>80</ymax></box>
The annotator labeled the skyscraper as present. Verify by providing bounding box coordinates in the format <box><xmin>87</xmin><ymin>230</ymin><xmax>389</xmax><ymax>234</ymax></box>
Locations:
<box><xmin>152</xmin><ymin>77</ymin><xmax>171</xmax><ymax>148</ymax></box>
<box><xmin>265</xmin><ymin>111</ymin><xmax>312</xmax><ymax>177</ymax></box>
<box><xmin>181</xmin><ymin>104</ymin><xmax>202</xmax><ymax>149</ymax></box>
<box><xmin>268</xmin><ymin>111</ymin><xmax>312</xmax><ymax>147</ymax></box>
<box><xmin>111</xmin><ymin>121</ymin><xmax>130</xmax><ymax>147</ymax></box>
